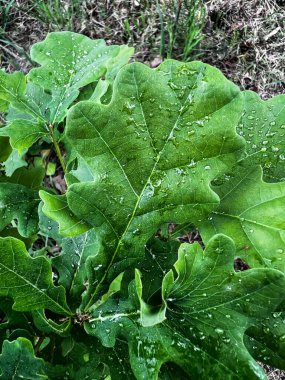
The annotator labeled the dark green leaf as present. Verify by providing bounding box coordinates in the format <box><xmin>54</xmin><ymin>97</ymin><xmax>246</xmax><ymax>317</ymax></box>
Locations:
<box><xmin>0</xmin><ymin>237</ymin><xmax>72</xmax><ymax>315</ymax></box>
<box><xmin>0</xmin><ymin>166</ymin><xmax>44</xmax><ymax>237</ymax></box>
<box><xmin>86</xmin><ymin>234</ymin><xmax>285</xmax><ymax>379</ymax></box>
<box><xmin>0</xmin><ymin>338</ymin><xmax>47</xmax><ymax>380</ymax></box>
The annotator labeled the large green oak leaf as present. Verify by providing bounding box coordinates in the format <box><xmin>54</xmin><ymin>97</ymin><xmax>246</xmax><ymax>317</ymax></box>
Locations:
<box><xmin>41</xmin><ymin>60</ymin><xmax>245</xmax><ymax>308</ymax></box>
<box><xmin>28</xmin><ymin>31</ymin><xmax>134</xmax><ymax>123</ymax></box>
<box><xmin>85</xmin><ymin>234</ymin><xmax>285</xmax><ymax>379</ymax></box>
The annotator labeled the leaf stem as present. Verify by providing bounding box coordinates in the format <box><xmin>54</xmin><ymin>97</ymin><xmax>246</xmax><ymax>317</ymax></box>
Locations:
<box><xmin>48</xmin><ymin>124</ymin><xmax>66</xmax><ymax>174</ymax></box>
<box><xmin>34</xmin><ymin>336</ymin><xmax>45</xmax><ymax>355</ymax></box>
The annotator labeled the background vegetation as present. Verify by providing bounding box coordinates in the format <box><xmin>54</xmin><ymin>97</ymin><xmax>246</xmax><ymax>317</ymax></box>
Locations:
<box><xmin>1</xmin><ymin>0</ymin><xmax>284</xmax><ymax>98</ymax></box>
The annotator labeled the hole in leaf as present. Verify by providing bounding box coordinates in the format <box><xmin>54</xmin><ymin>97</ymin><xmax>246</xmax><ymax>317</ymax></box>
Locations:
<box><xmin>234</xmin><ymin>258</ymin><xmax>250</xmax><ymax>271</ymax></box>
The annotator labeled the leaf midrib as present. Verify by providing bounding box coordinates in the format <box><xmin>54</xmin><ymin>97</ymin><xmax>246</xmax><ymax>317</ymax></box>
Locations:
<box><xmin>84</xmin><ymin>65</ymin><xmax>210</xmax><ymax>309</ymax></box>
<box><xmin>82</xmin><ymin>64</ymin><xmax>242</xmax><ymax>310</ymax></box>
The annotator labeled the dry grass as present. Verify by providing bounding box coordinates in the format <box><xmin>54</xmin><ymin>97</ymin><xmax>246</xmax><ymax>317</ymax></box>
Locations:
<box><xmin>0</xmin><ymin>1</ymin><xmax>205</xmax><ymax>70</ymax></box>
<box><xmin>263</xmin><ymin>365</ymin><xmax>285</xmax><ymax>380</ymax></box>
<box><xmin>202</xmin><ymin>0</ymin><xmax>285</xmax><ymax>98</ymax></box>
<box><xmin>1</xmin><ymin>0</ymin><xmax>284</xmax><ymax>99</ymax></box>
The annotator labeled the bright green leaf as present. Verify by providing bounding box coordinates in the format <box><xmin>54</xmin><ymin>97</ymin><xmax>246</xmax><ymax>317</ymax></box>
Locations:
<box><xmin>0</xmin><ymin>99</ymin><xmax>8</xmax><ymax>112</ymax></box>
<box><xmin>0</xmin><ymin>119</ymin><xmax>47</xmax><ymax>154</ymax></box>
<box><xmin>29</xmin><ymin>31</ymin><xmax>134</xmax><ymax>123</ymax></box>
<box><xmin>40</xmin><ymin>191</ymin><xmax>90</xmax><ymax>236</ymax></box>
<box><xmin>0</xmin><ymin>71</ymin><xmax>26</xmax><ymax>109</ymax></box>
<box><xmin>3</xmin><ymin>149</ymin><xmax>27</xmax><ymax>177</ymax></box>
<box><xmin>0</xmin><ymin>72</ymin><xmax>47</xmax><ymax>123</ymax></box>
<box><xmin>32</xmin><ymin>310</ymin><xmax>71</xmax><ymax>337</ymax></box>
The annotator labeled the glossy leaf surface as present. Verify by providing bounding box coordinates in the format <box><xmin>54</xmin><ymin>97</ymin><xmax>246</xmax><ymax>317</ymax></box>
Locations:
<box><xmin>0</xmin><ymin>338</ymin><xmax>47</xmax><ymax>380</ymax></box>
<box><xmin>86</xmin><ymin>235</ymin><xmax>285</xmax><ymax>379</ymax></box>
<box><xmin>239</xmin><ymin>91</ymin><xmax>285</xmax><ymax>182</ymax></box>
<box><xmin>0</xmin><ymin>237</ymin><xmax>72</xmax><ymax>315</ymax></box>
<box><xmin>200</xmin><ymin>164</ymin><xmax>285</xmax><ymax>271</ymax></box>
<box><xmin>29</xmin><ymin>31</ymin><xmax>134</xmax><ymax>123</ymax></box>
<box><xmin>41</xmin><ymin>60</ymin><xmax>245</xmax><ymax>307</ymax></box>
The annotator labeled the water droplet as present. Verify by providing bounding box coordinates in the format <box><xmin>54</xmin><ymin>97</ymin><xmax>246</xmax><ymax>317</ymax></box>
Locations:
<box><xmin>215</xmin><ymin>328</ymin><xmax>224</xmax><ymax>334</ymax></box>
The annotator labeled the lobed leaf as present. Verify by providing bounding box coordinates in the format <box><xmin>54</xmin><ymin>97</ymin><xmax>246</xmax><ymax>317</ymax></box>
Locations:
<box><xmin>85</xmin><ymin>234</ymin><xmax>285</xmax><ymax>379</ymax></box>
<box><xmin>0</xmin><ymin>166</ymin><xmax>44</xmax><ymax>237</ymax></box>
<box><xmin>28</xmin><ymin>31</ymin><xmax>134</xmax><ymax>123</ymax></box>
<box><xmin>200</xmin><ymin>164</ymin><xmax>285</xmax><ymax>271</ymax></box>
<box><xmin>0</xmin><ymin>237</ymin><xmax>72</xmax><ymax>315</ymax></box>
<box><xmin>41</xmin><ymin>60</ymin><xmax>245</xmax><ymax>308</ymax></box>
<box><xmin>40</xmin><ymin>192</ymin><xmax>90</xmax><ymax>236</ymax></box>
<box><xmin>0</xmin><ymin>338</ymin><xmax>47</xmax><ymax>380</ymax></box>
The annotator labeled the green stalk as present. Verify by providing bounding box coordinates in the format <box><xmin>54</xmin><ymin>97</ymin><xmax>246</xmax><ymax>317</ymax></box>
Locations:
<box><xmin>48</xmin><ymin>124</ymin><xmax>66</xmax><ymax>174</ymax></box>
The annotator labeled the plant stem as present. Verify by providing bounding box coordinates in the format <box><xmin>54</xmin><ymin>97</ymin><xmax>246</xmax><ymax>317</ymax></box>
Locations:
<box><xmin>48</xmin><ymin>124</ymin><xmax>66</xmax><ymax>173</ymax></box>
<box><xmin>34</xmin><ymin>336</ymin><xmax>45</xmax><ymax>355</ymax></box>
